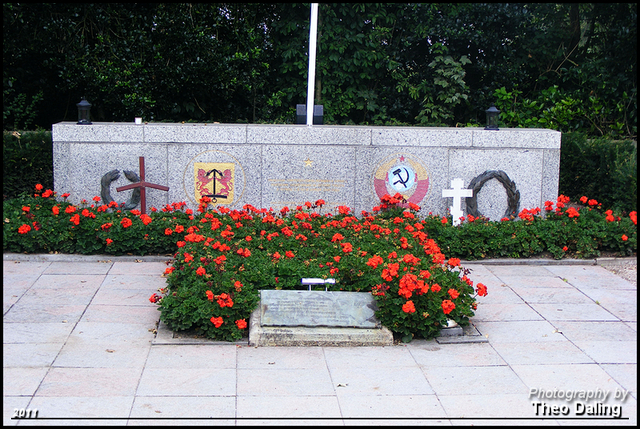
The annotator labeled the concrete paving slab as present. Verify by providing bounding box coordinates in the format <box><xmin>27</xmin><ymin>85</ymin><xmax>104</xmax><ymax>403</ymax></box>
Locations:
<box><xmin>2</xmin><ymin>260</ymin><xmax>50</xmax><ymax>275</ymax></box>
<box><xmin>421</xmin><ymin>366</ymin><xmax>529</xmax><ymax>396</ymax></box>
<box><xmin>36</xmin><ymin>367</ymin><xmax>143</xmax><ymax>397</ymax></box>
<box><xmin>553</xmin><ymin>321</ymin><xmax>638</xmax><ymax>342</ymax></box>
<box><xmin>337</xmin><ymin>394</ymin><xmax>447</xmax><ymax>425</ymax></box>
<box><xmin>27</xmin><ymin>274</ymin><xmax>105</xmax><ymax>290</ymax></box>
<box><xmin>323</xmin><ymin>345</ymin><xmax>417</xmax><ymax>368</ymax></box>
<box><xmin>2</xmin><ymin>274</ymin><xmax>40</xmax><ymax>292</ymax></box>
<box><xmin>237</xmin><ymin>367</ymin><xmax>335</xmax><ymax>396</ymax></box>
<box><xmin>236</xmin><ymin>395</ymin><xmax>343</xmax><ymax>425</ymax></box>
<box><xmin>459</xmin><ymin>263</ymin><xmax>497</xmax><ymax>277</ymax></box>
<box><xmin>3</xmin><ymin>396</ymin><xmax>32</xmax><ymax>426</ymax></box>
<box><xmin>3</xmin><ymin>303</ymin><xmax>86</xmax><ymax>324</ymax></box>
<box><xmin>43</xmin><ymin>261</ymin><xmax>112</xmax><ymax>275</ymax></box>
<box><xmin>473</xmin><ymin>321</ymin><xmax>566</xmax><ymax>343</ymax></box>
<box><xmin>406</xmin><ymin>341</ymin><xmax>507</xmax><ymax>367</ymax></box>
<box><xmin>2</xmin><ymin>254</ymin><xmax>637</xmax><ymax>424</ymax></box>
<box><xmin>572</xmin><ymin>289</ymin><xmax>637</xmax><ymax>322</ymax></box>
<box><xmin>2</xmin><ymin>367</ymin><xmax>50</xmax><ymax>396</ymax></box>
<box><xmin>486</xmin><ymin>265</ymin><xmax>559</xmax><ymax>277</ymax></box>
<box><xmin>3</xmin><ymin>343</ymin><xmax>62</xmax><ymax>367</ymax></box>
<box><xmin>545</xmin><ymin>266</ymin><xmax>636</xmax><ymax>290</ymax></box>
<box><xmin>490</xmin><ymin>341</ymin><xmax>596</xmax><ymax>365</ymax></box>
<box><xmin>509</xmin><ymin>286</ymin><xmax>595</xmax><ymax>304</ymax></box>
<box><xmin>472</xmin><ymin>303</ymin><xmax>544</xmax><ymax>322</ymax></box>
<box><xmin>491</xmin><ymin>275</ymin><xmax>575</xmax><ymax>289</ymax></box>
<box><xmin>108</xmin><ymin>261</ymin><xmax>172</xmax><ymax>275</ymax></box>
<box><xmin>129</xmin><ymin>396</ymin><xmax>235</xmax><ymax>426</ymax></box>
<box><xmin>3</xmin><ymin>322</ymin><xmax>74</xmax><ymax>344</ymax></box>
<box><xmin>571</xmin><ymin>340</ymin><xmax>637</xmax><ymax>364</ymax></box>
<box><xmin>237</xmin><ymin>345</ymin><xmax>326</xmax><ymax>369</ymax></box>
<box><xmin>24</xmin><ymin>396</ymin><xmax>134</xmax><ymax>425</ymax></box>
<box><xmin>91</xmin><ymin>288</ymin><xmax>159</xmax><ymax>306</ymax></box>
<box><xmin>16</xmin><ymin>288</ymin><xmax>98</xmax><ymax>307</ymax></box>
<box><xmin>529</xmin><ymin>303</ymin><xmax>620</xmax><ymax>321</ymax></box>
<box><xmin>437</xmin><ymin>393</ymin><xmax>541</xmax><ymax>419</ymax></box>
<box><xmin>474</xmin><ymin>282</ymin><xmax>526</xmax><ymax>303</ymax></box>
<box><xmin>511</xmin><ymin>363</ymin><xmax>626</xmax><ymax>392</ymax></box>
<box><xmin>599</xmin><ymin>364</ymin><xmax>637</xmax><ymax>397</ymax></box>
<box><xmin>136</xmin><ymin>367</ymin><xmax>236</xmax><ymax>396</ymax></box>
<box><xmin>329</xmin><ymin>366</ymin><xmax>434</xmax><ymax>396</ymax></box>
<box><xmin>80</xmin><ymin>304</ymin><xmax>160</xmax><ymax>324</ymax></box>
<box><xmin>52</xmin><ymin>343</ymin><xmax>151</xmax><ymax>368</ymax></box>
<box><xmin>66</xmin><ymin>322</ymin><xmax>156</xmax><ymax>345</ymax></box>
<box><xmin>3</xmin><ymin>289</ymin><xmax>25</xmax><ymax>316</ymax></box>
<box><xmin>145</xmin><ymin>344</ymin><xmax>237</xmax><ymax>369</ymax></box>
<box><xmin>100</xmin><ymin>274</ymin><xmax>168</xmax><ymax>290</ymax></box>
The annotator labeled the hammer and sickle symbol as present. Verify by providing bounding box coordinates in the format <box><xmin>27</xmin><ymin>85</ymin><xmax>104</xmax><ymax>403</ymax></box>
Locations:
<box><xmin>100</xmin><ymin>169</ymin><xmax>141</xmax><ymax>210</ymax></box>
<box><xmin>392</xmin><ymin>168</ymin><xmax>411</xmax><ymax>188</ymax></box>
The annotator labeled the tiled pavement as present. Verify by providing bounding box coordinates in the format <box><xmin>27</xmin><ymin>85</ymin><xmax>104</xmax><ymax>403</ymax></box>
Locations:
<box><xmin>3</xmin><ymin>254</ymin><xmax>637</xmax><ymax>425</ymax></box>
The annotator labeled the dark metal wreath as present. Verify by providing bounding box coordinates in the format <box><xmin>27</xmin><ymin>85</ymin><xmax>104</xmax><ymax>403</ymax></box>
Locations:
<box><xmin>100</xmin><ymin>169</ymin><xmax>141</xmax><ymax>210</ymax></box>
<box><xmin>466</xmin><ymin>170</ymin><xmax>520</xmax><ymax>219</ymax></box>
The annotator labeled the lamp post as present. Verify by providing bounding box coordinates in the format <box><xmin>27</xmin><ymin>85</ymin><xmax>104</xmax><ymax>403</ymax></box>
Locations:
<box><xmin>485</xmin><ymin>104</ymin><xmax>499</xmax><ymax>130</ymax></box>
<box><xmin>77</xmin><ymin>97</ymin><xmax>92</xmax><ymax>125</ymax></box>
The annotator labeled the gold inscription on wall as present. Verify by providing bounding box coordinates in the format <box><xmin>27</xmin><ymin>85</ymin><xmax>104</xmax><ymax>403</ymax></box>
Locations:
<box><xmin>268</xmin><ymin>179</ymin><xmax>345</xmax><ymax>193</ymax></box>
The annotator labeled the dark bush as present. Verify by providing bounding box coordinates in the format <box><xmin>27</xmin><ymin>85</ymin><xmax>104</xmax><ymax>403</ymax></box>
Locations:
<box><xmin>560</xmin><ymin>132</ymin><xmax>637</xmax><ymax>213</ymax></box>
<box><xmin>3</xmin><ymin>130</ymin><xmax>637</xmax><ymax>214</ymax></box>
<box><xmin>3</xmin><ymin>130</ymin><xmax>53</xmax><ymax>200</ymax></box>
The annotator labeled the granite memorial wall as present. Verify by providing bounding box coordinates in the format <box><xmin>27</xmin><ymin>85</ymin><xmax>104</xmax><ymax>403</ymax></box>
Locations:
<box><xmin>52</xmin><ymin>123</ymin><xmax>561</xmax><ymax>220</ymax></box>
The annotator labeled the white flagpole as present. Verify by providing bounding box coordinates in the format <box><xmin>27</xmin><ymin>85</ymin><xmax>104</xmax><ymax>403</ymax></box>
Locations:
<box><xmin>306</xmin><ymin>3</ymin><xmax>319</xmax><ymax>126</ymax></box>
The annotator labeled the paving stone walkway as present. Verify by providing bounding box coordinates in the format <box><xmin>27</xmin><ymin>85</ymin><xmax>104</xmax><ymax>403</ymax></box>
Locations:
<box><xmin>3</xmin><ymin>254</ymin><xmax>637</xmax><ymax>425</ymax></box>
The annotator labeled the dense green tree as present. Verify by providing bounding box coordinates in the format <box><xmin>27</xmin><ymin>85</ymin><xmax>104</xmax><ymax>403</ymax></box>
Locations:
<box><xmin>3</xmin><ymin>3</ymin><xmax>636</xmax><ymax>138</ymax></box>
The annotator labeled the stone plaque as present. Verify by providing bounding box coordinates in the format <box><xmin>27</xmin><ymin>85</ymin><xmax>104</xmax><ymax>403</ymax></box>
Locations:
<box><xmin>260</xmin><ymin>290</ymin><xmax>381</xmax><ymax>328</ymax></box>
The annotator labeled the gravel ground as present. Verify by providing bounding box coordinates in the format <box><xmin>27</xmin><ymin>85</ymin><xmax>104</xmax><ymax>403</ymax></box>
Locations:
<box><xmin>598</xmin><ymin>258</ymin><xmax>637</xmax><ymax>286</ymax></box>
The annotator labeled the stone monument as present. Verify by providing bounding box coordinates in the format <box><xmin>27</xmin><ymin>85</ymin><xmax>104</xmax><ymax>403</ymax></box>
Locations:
<box><xmin>53</xmin><ymin>123</ymin><xmax>560</xmax><ymax>220</ymax></box>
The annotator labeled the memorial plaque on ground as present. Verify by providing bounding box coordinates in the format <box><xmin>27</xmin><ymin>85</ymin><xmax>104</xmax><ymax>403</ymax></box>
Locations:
<box><xmin>260</xmin><ymin>290</ymin><xmax>381</xmax><ymax>328</ymax></box>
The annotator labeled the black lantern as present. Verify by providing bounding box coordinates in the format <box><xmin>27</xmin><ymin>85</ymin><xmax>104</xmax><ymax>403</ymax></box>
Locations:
<box><xmin>485</xmin><ymin>104</ymin><xmax>499</xmax><ymax>130</ymax></box>
<box><xmin>76</xmin><ymin>97</ymin><xmax>92</xmax><ymax>125</ymax></box>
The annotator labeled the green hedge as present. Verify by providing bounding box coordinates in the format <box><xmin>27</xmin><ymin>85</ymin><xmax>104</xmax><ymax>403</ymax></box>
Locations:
<box><xmin>3</xmin><ymin>130</ymin><xmax>53</xmax><ymax>200</ymax></box>
<box><xmin>560</xmin><ymin>133</ymin><xmax>637</xmax><ymax>213</ymax></box>
<box><xmin>3</xmin><ymin>130</ymin><xmax>637</xmax><ymax>213</ymax></box>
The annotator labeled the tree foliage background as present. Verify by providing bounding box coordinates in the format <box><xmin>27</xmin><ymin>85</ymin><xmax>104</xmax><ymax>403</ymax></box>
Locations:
<box><xmin>3</xmin><ymin>3</ymin><xmax>637</xmax><ymax>138</ymax></box>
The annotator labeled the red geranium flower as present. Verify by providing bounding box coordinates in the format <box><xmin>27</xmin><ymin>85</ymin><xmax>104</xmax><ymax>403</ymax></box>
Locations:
<box><xmin>476</xmin><ymin>283</ymin><xmax>488</xmax><ymax>297</ymax></box>
<box><xmin>402</xmin><ymin>301</ymin><xmax>416</xmax><ymax>313</ymax></box>
<box><xmin>441</xmin><ymin>300</ymin><xmax>456</xmax><ymax>315</ymax></box>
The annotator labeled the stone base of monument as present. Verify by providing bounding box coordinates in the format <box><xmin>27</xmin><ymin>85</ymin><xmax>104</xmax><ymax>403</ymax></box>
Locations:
<box><xmin>435</xmin><ymin>323</ymin><xmax>488</xmax><ymax>344</ymax></box>
<box><xmin>248</xmin><ymin>290</ymin><xmax>394</xmax><ymax>347</ymax></box>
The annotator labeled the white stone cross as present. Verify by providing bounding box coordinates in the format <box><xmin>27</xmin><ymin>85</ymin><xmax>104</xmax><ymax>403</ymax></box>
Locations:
<box><xmin>442</xmin><ymin>178</ymin><xmax>473</xmax><ymax>226</ymax></box>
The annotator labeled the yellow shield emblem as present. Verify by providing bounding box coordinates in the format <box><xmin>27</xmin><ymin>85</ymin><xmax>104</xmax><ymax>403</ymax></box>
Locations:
<box><xmin>194</xmin><ymin>162</ymin><xmax>235</xmax><ymax>205</ymax></box>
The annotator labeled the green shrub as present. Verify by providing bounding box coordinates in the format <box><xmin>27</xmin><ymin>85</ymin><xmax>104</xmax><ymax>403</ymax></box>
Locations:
<box><xmin>4</xmin><ymin>187</ymin><xmax>637</xmax><ymax>342</ymax></box>
<box><xmin>3</xmin><ymin>130</ymin><xmax>53</xmax><ymax>200</ymax></box>
<box><xmin>560</xmin><ymin>132</ymin><xmax>637</xmax><ymax>213</ymax></box>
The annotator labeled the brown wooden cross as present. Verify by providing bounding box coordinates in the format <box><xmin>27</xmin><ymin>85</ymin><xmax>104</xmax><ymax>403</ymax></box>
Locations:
<box><xmin>116</xmin><ymin>156</ymin><xmax>169</xmax><ymax>214</ymax></box>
